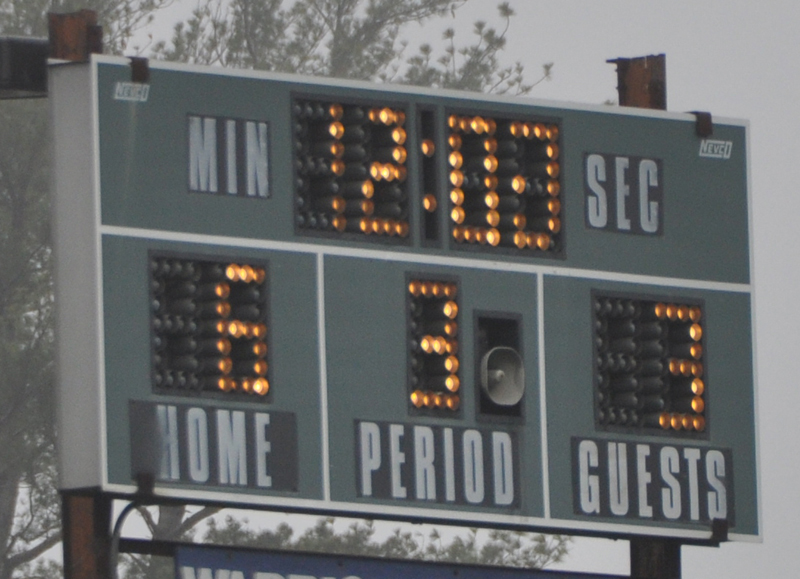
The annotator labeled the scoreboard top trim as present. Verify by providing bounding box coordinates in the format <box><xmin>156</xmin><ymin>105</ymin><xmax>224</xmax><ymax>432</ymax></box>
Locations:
<box><xmin>84</xmin><ymin>54</ymin><xmax>749</xmax><ymax>127</ymax></box>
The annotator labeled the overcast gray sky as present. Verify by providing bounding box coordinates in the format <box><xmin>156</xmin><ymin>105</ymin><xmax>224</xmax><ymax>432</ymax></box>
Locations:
<box><xmin>136</xmin><ymin>1</ymin><xmax>798</xmax><ymax>576</ymax></box>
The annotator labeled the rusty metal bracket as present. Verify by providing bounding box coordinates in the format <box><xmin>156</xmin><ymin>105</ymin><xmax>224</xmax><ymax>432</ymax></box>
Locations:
<box><xmin>607</xmin><ymin>54</ymin><xmax>667</xmax><ymax>110</ymax></box>
<box><xmin>690</xmin><ymin>111</ymin><xmax>714</xmax><ymax>138</ymax></box>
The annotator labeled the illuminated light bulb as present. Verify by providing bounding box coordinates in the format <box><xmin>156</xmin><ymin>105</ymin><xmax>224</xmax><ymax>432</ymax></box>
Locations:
<box><xmin>443</xmin><ymin>301</ymin><xmax>458</xmax><ymax>319</ymax></box>
<box><xmin>431</xmin><ymin>282</ymin><xmax>446</xmax><ymax>298</ymax></box>
<box><xmin>432</xmin><ymin>337</ymin><xmax>448</xmax><ymax>355</ymax></box>
<box><xmin>690</xmin><ymin>343</ymin><xmax>703</xmax><ymax>359</ymax></box>
<box><xmin>408</xmin><ymin>280</ymin><xmax>423</xmax><ymax>296</ymax></box>
<box><xmin>654</xmin><ymin>303</ymin><xmax>668</xmax><ymax>319</ymax></box>
<box><xmin>693</xmin><ymin>415</ymin><xmax>706</xmax><ymax>431</ymax></box>
<box><xmin>546</xmin><ymin>125</ymin><xmax>559</xmax><ymax>141</ymax></box>
<box><xmin>690</xmin><ymin>378</ymin><xmax>705</xmax><ymax>396</ymax></box>
<box><xmin>442</xmin><ymin>320</ymin><xmax>458</xmax><ymax>336</ymax></box>
<box><xmin>689</xmin><ymin>323</ymin><xmax>703</xmax><ymax>341</ymax></box>
<box><xmin>394</xmin><ymin>165</ymin><xmax>408</xmax><ymax>182</ymax></box>
<box><xmin>511</xmin><ymin>175</ymin><xmax>527</xmax><ymax>194</ymax></box>
<box><xmin>450</xmin><ymin>170</ymin><xmax>464</xmax><ymax>188</ymax></box>
<box><xmin>410</xmin><ymin>390</ymin><xmax>425</xmax><ymax>408</ymax></box>
<box><xmin>419</xmin><ymin>335</ymin><xmax>436</xmax><ymax>354</ymax></box>
<box><xmin>448</xmin><ymin>115</ymin><xmax>460</xmax><ymax>130</ymax></box>
<box><xmin>241</xmin><ymin>378</ymin><xmax>254</xmax><ymax>393</ymax></box>
<box><xmin>215</xmin><ymin>338</ymin><xmax>232</xmax><ymax>356</ymax></box>
<box><xmin>218</xmin><ymin>357</ymin><xmax>233</xmax><ymax>374</ymax></box>
<box><xmin>423</xmin><ymin>392</ymin><xmax>435</xmax><ymax>408</ymax></box>
<box><xmin>476</xmin><ymin>228</ymin><xmax>488</xmax><ymax>245</ymax></box>
<box><xmin>445</xmin><ymin>395</ymin><xmax>460</xmax><ymax>410</ymax></box>
<box><xmin>379</xmin><ymin>164</ymin><xmax>394</xmax><ymax>181</ymax></box>
<box><xmin>448</xmin><ymin>151</ymin><xmax>464</xmax><ymax>169</ymax></box>
<box><xmin>448</xmin><ymin>134</ymin><xmax>462</xmax><ymax>150</ymax></box>
<box><xmin>670</xmin><ymin>413</ymin><xmax>684</xmax><ymax>430</ymax></box>
<box><xmin>677</xmin><ymin>360</ymin><xmax>693</xmax><ymax>377</ymax></box>
<box><xmin>509</xmin><ymin>121</ymin><xmax>525</xmax><ymax>138</ymax></box>
<box><xmin>659</xmin><ymin>412</ymin><xmax>671</xmax><ymax>429</ymax></box>
<box><xmin>433</xmin><ymin>393</ymin><xmax>445</xmax><ymax>408</ymax></box>
<box><xmin>483</xmin><ymin>155</ymin><xmax>499</xmax><ymax>173</ymax></box>
<box><xmin>677</xmin><ymin>305</ymin><xmax>691</xmax><ymax>321</ymax></box>
<box><xmin>513</xmin><ymin>231</ymin><xmax>527</xmax><ymax>249</ymax></box>
<box><xmin>484</xmin><ymin>118</ymin><xmax>497</xmax><ymax>135</ymax></box>
<box><xmin>548</xmin><ymin>198</ymin><xmax>562</xmax><ymax>215</ymax></box>
<box><xmin>421</xmin><ymin>281</ymin><xmax>435</xmax><ymax>297</ymax></box>
<box><xmin>328</xmin><ymin>103</ymin><xmax>343</xmax><ymax>120</ymax></box>
<box><xmin>464</xmin><ymin>227</ymin><xmax>479</xmax><ymax>243</ymax></box>
<box><xmin>253</xmin><ymin>359</ymin><xmax>268</xmax><ymax>376</ymax></box>
<box><xmin>225</xmin><ymin>264</ymin><xmax>241</xmax><ymax>281</ymax></box>
<box><xmin>691</xmin><ymin>362</ymin><xmax>703</xmax><ymax>377</ymax></box>
<box><xmin>536</xmin><ymin>233</ymin><xmax>552</xmax><ymax>250</ymax></box>
<box><xmin>330</xmin><ymin>159</ymin><xmax>345</xmax><ymax>176</ymax></box>
<box><xmin>452</xmin><ymin>226</ymin><xmax>466</xmax><ymax>242</ymax></box>
<box><xmin>665</xmin><ymin>304</ymin><xmax>679</xmax><ymax>320</ymax></box>
<box><xmin>450</xmin><ymin>188</ymin><xmax>465</xmax><ymax>205</ymax></box>
<box><xmin>483</xmin><ymin>191</ymin><xmax>500</xmax><ymax>209</ymax></box>
<box><xmin>486</xmin><ymin>228</ymin><xmax>501</xmax><ymax>246</ymax></box>
<box><xmin>446</xmin><ymin>374</ymin><xmax>460</xmax><ymax>392</ymax></box>
<box><xmin>689</xmin><ymin>306</ymin><xmax>702</xmax><ymax>322</ymax></box>
<box><xmin>391</xmin><ymin>127</ymin><xmax>407</xmax><ymax>145</ymax></box>
<box><xmin>549</xmin><ymin>217</ymin><xmax>561</xmax><ymax>233</ymax></box>
<box><xmin>445</xmin><ymin>340</ymin><xmax>459</xmax><ymax>355</ymax></box>
<box><xmin>484</xmin><ymin>174</ymin><xmax>499</xmax><ymax>190</ymax></box>
<box><xmin>470</xmin><ymin>116</ymin><xmax>486</xmax><ymax>134</ymax></box>
<box><xmin>691</xmin><ymin>396</ymin><xmax>705</xmax><ymax>413</ymax></box>
<box><xmin>546</xmin><ymin>143</ymin><xmax>560</xmax><ymax>160</ymax></box>
<box><xmin>218</xmin><ymin>377</ymin><xmax>236</xmax><ymax>392</ymax></box>
<box><xmin>394</xmin><ymin>110</ymin><xmax>406</xmax><ymax>125</ymax></box>
<box><xmin>546</xmin><ymin>162</ymin><xmax>560</xmax><ymax>178</ymax></box>
<box><xmin>252</xmin><ymin>378</ymin><xmax>270</xmax><ymax>395</ymax></box>
<box><xmin>444</xmin><ymin>283</ymin><xmax>458</xmax><ymax>298</ymax></box>
<box><xmin>681</xmin><ymin>415</ymin><xmax>694</xmax><ymax>431</ymax></box>
<box><xmin>359</xmin><ymin>217</ymin><xmax>373</xmax><ymax>234</ymax></box>
<box><xmin>444</xmin><ymin>355</ymin><xmax>459</xmax><ymax>373</ymax></box>
<box><xmin>243</xmin><ymin>340</ymin><xmax>268</xmax><ymax>358</ymax></box>
<box><xmin>521</xmin><ymin>122</ymin><xmax>535</xmax><ymax>138</ymax></box>
<box><xmin>421</xmin><ymin>139</ymin><xmax>436</xmax><ymax>156</ymax></box>
<box><xmin>370</xmin><ymin>218</ymin><xmax>385</xmax><ymax>235</ymax></box>
<box><xmin>214</xmin><ymin>301</ymin><xmax>231</xmax><ymax>318</ymax></box>
<box><xmin>327</xmin><ymin>122</ymin><xmax>345</xmax><ymax>139</ymax></box>
<box><xmin>227</xmin><ymin>320</ymin><xmax>246</xmax><ymax>338</ymax></box>
<box><xmin>458</xmin><ymin>117</ymin><xmax>471</xmax><ymax>132</ymax></box>
<box><xmin>397</xmin><ymin>221</ymin><xmax>410</xmax><ymax>237</ymax></box>
<box><xmin>390</xmin><ymin>147</ymin><xmax>407</xmax><ymax>164</ymax></box>
<box><xmin>383</xmin><ymin>219</ymin><xmax>398</xmax><ymax>236</ymax></box>
<box><xmin>482</xmin><ymin>138</ymin><xmax>498</xmax><ymax>154</ymax></box>
<box><xmin>450</xmin><ymin>206</ymin><xmax>466</xmax><ymax>224</ymax></box>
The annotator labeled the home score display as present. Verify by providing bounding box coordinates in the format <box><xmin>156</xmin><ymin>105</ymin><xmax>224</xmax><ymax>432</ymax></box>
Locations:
<box><xmin>51</xmin><ymin>56</ymin><xmax>758</xmax><ymax>542</ymax></box>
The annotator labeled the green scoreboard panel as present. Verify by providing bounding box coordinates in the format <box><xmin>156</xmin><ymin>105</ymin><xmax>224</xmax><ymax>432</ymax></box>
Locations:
<box><xmin>51</xmin><ymin>56</ymin><xmax>758</xmax><ymax>542</ymax></box>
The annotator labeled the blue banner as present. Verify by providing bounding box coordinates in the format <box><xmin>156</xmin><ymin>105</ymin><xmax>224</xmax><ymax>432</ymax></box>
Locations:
<box><xmin>175</xmin><ymin>544</ymin><xmax>625</xmax><ymax>579</ymax></box>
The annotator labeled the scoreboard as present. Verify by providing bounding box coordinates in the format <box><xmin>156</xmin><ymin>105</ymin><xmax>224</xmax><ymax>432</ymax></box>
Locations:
<box><xmin>51</xmin><ymin>56</ymin><xmax>758</xmax><ymax>541</ymax></box>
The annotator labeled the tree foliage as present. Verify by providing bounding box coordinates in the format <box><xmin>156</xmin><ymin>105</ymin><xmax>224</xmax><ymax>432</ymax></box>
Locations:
<box><xmin>154</xmin><ymin>0</ymin><xmax>550</xmax><ymax>93</ymax></box>
<box><xmin>202</xmin><ymin>516</ymin><xmax>571</xmax><ymax>569</ymax></box>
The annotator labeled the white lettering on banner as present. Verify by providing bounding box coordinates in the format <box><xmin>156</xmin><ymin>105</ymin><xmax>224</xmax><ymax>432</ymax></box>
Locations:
<box><xmin>138</xmin><ymin>403</ymin><xmax>296</xmax><ymax>490</ymax></box>
<box><xmin>188</xmin><ymin>116</ymin><xmax>218</xmax><ymax>193</ymax></box>
<box><xmin>187</xmin><ymin>115</ymin><xmax>270</xmax><ymax>197</ymax></box>
<box><xmin>573</xmin><ymin>437</ymin><xmax>732</xmax><ymax>524</ymax></box>
<box><xmin>584</xmin><ymin>153</ymin><xmax>663</xmax><ymax>235</ymax></box>
<box><xmin>182</xmin><ymin>568</ymin><xmax>363</xmax><ymax>579</ymax></box>
<box><xmin>578</xmin><ymin>440</ymin><xmax>600</xmax><ymax>514</ymax></box>
<box><xmin>186</xmin><ymin>407</ymin><xmax>210</xmax><ymax>483</ymax></box>
<box><xmin>216</xmin><ymin>410</ymin><xmax>247</xmax><ymax>486</ymax></box>
<box><xmin>357</xmin><ymin>421</ymin><xmax>517</xmax><ymax>508</ymax></box>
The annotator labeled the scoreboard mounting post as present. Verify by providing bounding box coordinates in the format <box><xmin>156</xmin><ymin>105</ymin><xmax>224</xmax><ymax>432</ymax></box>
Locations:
<box><xmin>51</xmin><ymin>55</ymin><xmax>759</xmax><ymax>545</ymax></box>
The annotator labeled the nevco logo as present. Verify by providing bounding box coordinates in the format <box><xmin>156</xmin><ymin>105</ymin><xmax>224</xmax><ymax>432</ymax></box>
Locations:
<box><xmin>113</xmin><ymin>82</ymin><xmax>149</xmax><ymax>102</ymax></box>
<box><xmin>699</xmin><ymin>139</ymin><xmax>733</xmax><ymax>159</ymax></box>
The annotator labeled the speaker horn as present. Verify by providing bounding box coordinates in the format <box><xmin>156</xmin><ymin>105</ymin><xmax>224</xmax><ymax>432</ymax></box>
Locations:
<box><xmin>480</xmin><ymin>346</ymin><xmax>524</xmax><ymax>406</ymax></box>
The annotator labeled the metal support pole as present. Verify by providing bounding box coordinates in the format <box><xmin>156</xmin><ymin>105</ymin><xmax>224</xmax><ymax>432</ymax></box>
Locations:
<box><xmin>630</xmin><ymin>538</ymin><xmax>681</xmax><ymax>579</ymax></box>
<box><xmin>61</xmin><ymin>491</ymin><xmax>112</xmax><ymax>579</ymax></box>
